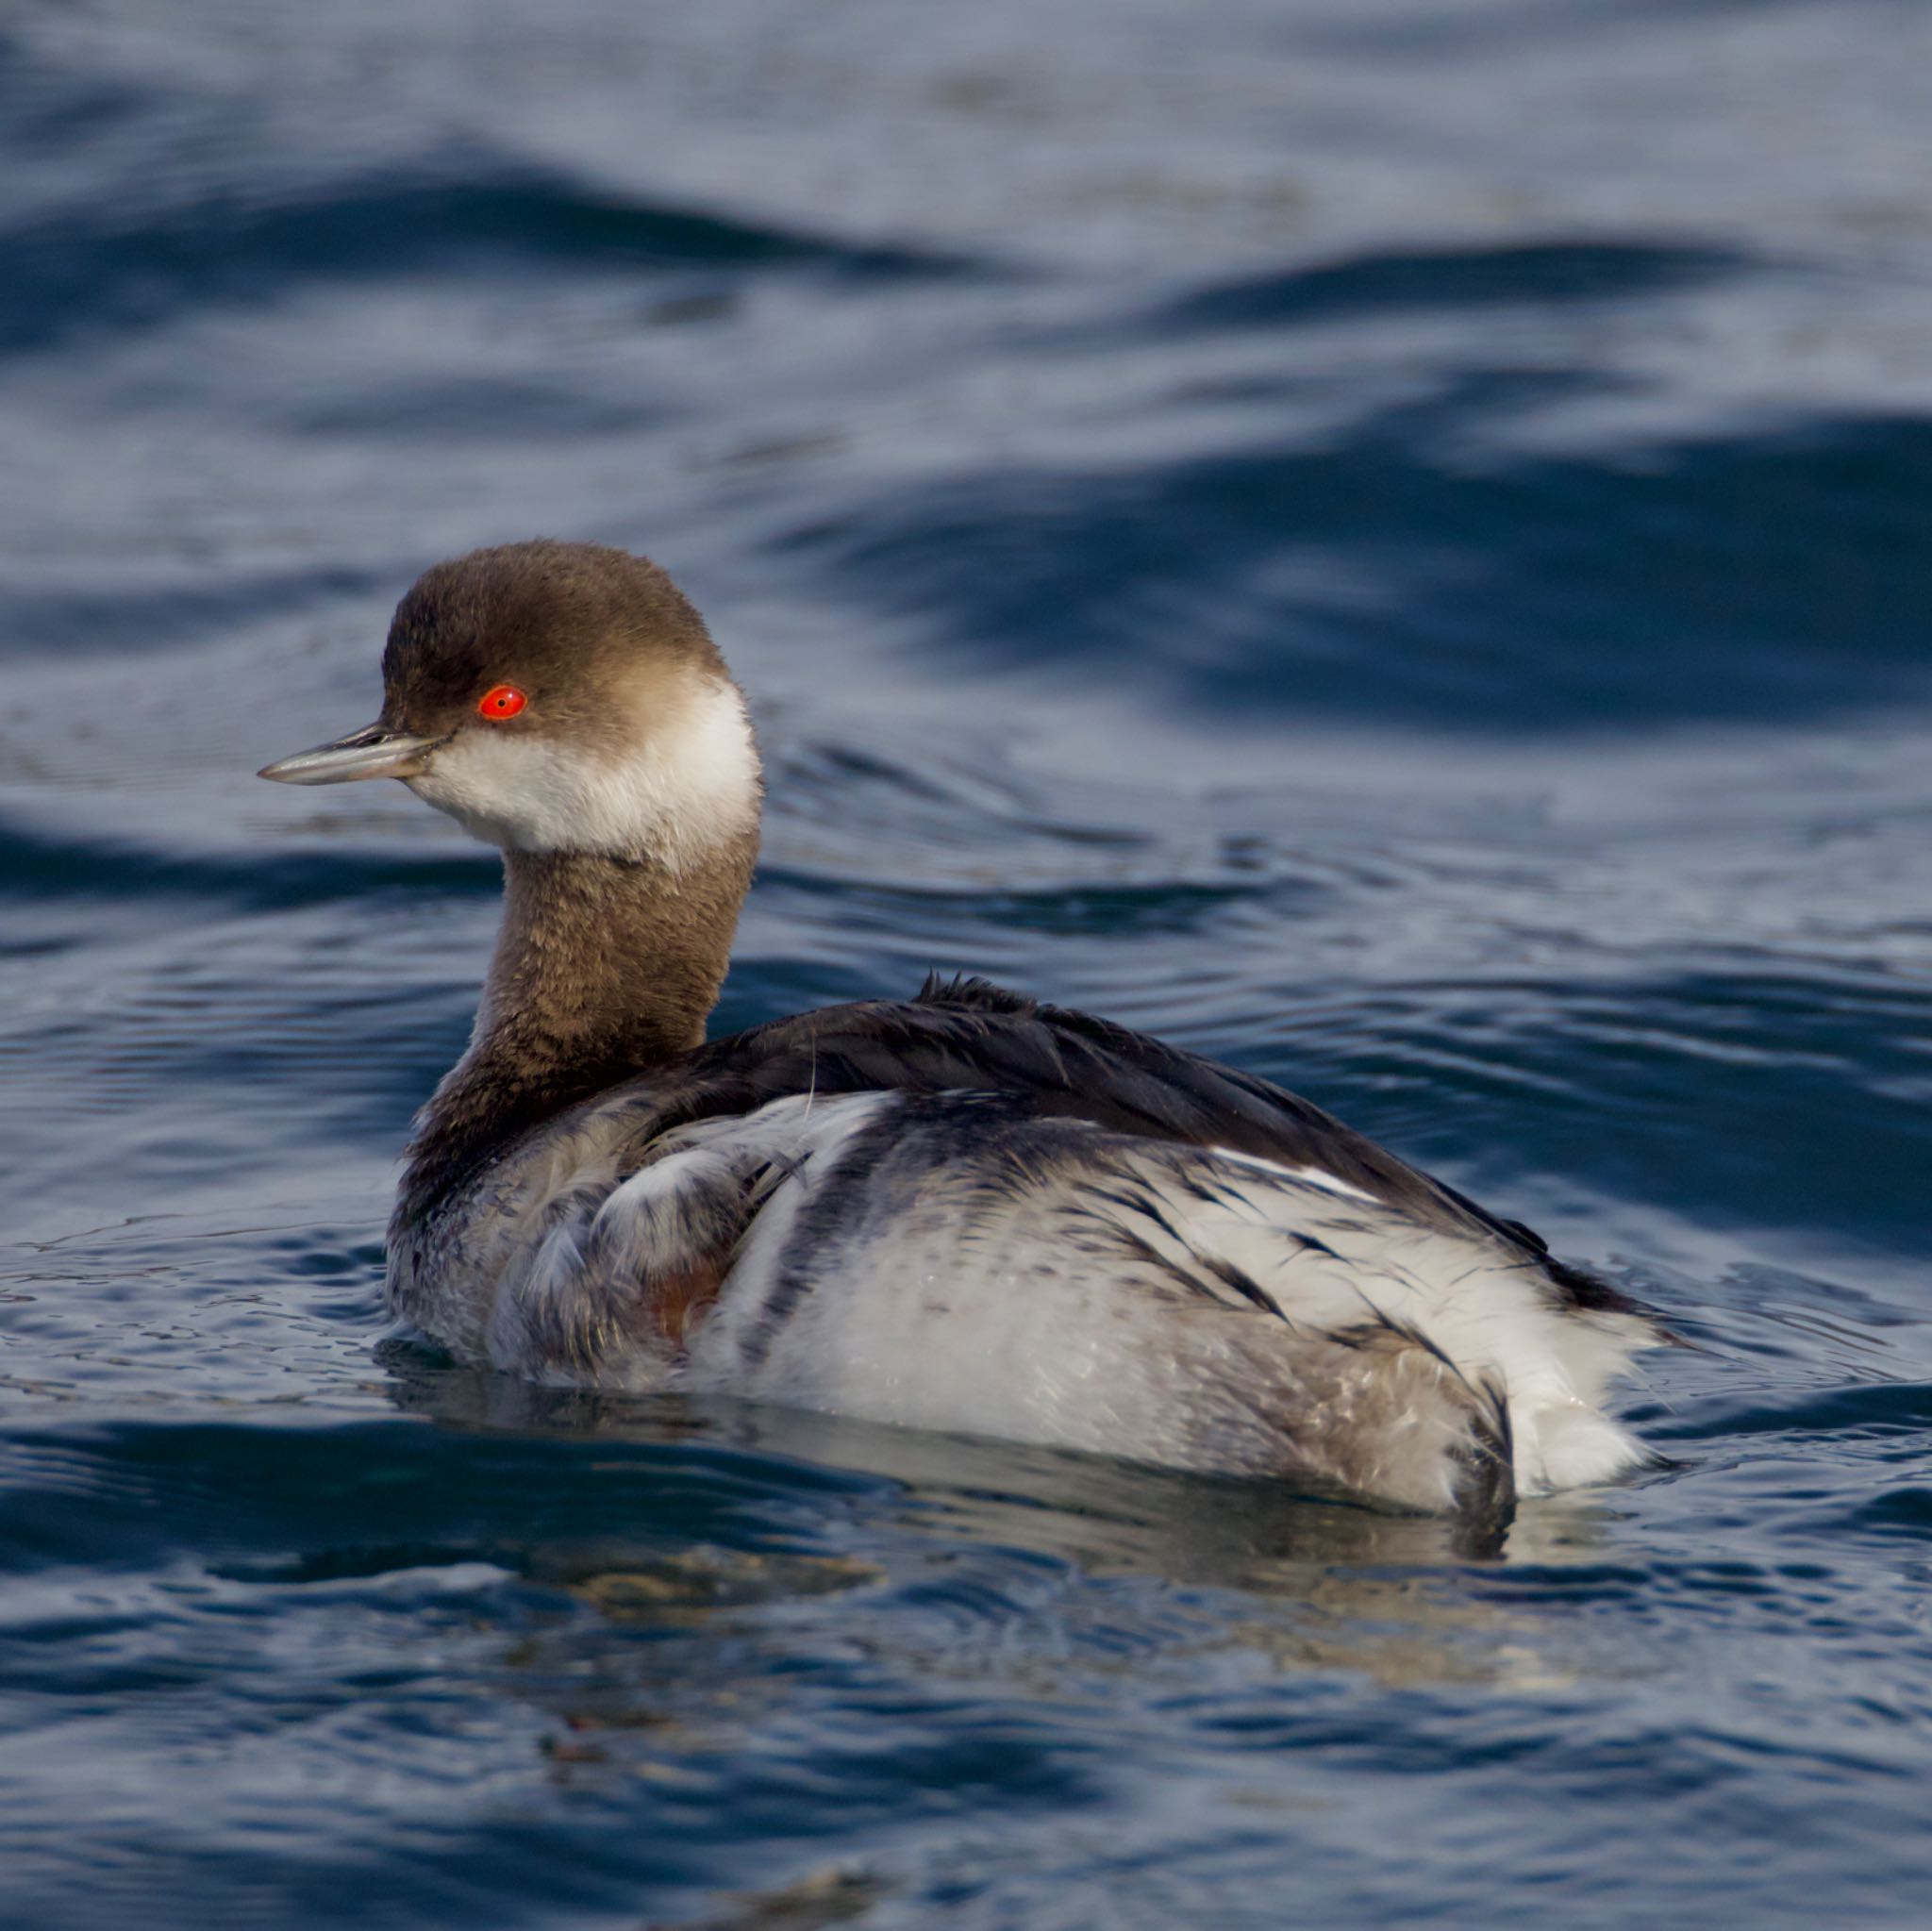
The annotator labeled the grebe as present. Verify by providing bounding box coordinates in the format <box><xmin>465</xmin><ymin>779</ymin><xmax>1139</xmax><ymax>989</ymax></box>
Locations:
<box><xmin>260</xmin><ymin>541</ymin><xmax>1666</xmax><ymax>1522</ymax></box>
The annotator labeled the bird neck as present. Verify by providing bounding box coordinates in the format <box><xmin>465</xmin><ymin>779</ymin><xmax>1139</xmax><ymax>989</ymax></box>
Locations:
<box><xmin>400</xmin><ymin>838</ymin><xmax>754</xmax><ymax>1217</ymax></box>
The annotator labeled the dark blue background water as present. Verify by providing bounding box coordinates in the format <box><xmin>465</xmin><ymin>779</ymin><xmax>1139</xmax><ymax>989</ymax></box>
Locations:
<box><xmin>6</xmin><ymin>3</ymin><xmax>1932</xmax><ymax>1924</ymax></box>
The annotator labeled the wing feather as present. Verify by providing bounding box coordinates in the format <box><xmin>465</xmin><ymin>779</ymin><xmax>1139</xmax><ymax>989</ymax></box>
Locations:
<box><xmin>557</xmin><ymin>974</ymin><xmax>1656</xmax><ymax>1328</ymax></box>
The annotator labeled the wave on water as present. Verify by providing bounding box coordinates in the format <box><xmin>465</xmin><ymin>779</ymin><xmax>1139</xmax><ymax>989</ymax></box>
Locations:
<box><xmin>5</xmin><ymin>0</ymin><xmax>1932</xmax><ymax>1923</ymax></box>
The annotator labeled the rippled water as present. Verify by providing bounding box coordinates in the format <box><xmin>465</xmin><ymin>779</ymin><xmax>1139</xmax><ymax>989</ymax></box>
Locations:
<box><xmin>6</xmin><ymin>2</ymin><xmax>1932</xmax><ymax>1923</ymax></box>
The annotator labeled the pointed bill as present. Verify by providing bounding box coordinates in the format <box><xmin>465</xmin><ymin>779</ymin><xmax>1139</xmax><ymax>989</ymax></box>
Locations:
<box><xmin>258</xmin><ymin>722</ymin><xmax>440</xmax><ymax>785</ymax></box>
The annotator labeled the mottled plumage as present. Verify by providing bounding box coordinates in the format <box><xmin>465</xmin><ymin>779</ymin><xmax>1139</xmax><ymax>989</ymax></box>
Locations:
<box><xmin>263</xmin><ymin>541</ymin><xmax>1670</xmax><ymax>1525</ymax></box>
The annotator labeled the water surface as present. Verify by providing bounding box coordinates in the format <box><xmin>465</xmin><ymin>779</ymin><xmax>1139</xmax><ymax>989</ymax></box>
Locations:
<box><xmin>5</xmin><ymin>2</ymin><xmax>1932</xmax><ymax>1924</ymax></box>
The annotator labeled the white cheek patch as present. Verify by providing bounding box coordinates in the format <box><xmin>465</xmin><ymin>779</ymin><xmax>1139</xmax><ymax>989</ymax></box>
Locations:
<box><xmin>408</xmin><ymin>680</ymin><xmax>759</xmax><ymax>867</ymax></box>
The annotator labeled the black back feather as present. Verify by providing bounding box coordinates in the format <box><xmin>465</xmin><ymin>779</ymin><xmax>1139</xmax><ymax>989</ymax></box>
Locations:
<box><xmin>537</xmin><ymin>974</ymin><xmax>1653</xmax><ymax>1324</ymax></box>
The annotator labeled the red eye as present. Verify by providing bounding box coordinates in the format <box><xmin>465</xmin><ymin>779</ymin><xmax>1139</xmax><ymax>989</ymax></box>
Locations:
<box><xmin>477</xmin><ymin>684</ymin><xmax>526</xmax><ymax>720</ymax></box>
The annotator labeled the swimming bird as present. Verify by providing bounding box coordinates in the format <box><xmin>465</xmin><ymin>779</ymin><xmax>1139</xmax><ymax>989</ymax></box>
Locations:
<box><xmin>260</xmin><ymin>540</ymin><xmax>1666</xmax><ymax>1522</ymax></box>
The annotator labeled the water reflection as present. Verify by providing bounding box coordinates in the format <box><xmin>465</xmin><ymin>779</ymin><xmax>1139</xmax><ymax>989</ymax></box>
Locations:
<box><xmin>380</xmin><ymin>1346</ymin><xmax>1636</xmax><ymax>1703</ymax></box>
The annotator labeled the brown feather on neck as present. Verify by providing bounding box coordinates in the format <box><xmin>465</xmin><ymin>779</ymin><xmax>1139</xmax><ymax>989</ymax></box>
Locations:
<box><xmin>402</xmin><ymin>831</ymin><xmax>755</xmax><ymax>1215</ymax></box>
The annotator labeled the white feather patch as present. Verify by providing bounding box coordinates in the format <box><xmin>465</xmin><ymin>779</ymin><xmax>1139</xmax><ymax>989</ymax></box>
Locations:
<box><xmin>408</xmin><ymin>679</ymin><xmax>758</xmax><ymax>868</ymax></box>
<box><xmin>1208</xmin><ymin>1143</ymin><xmax>1379</xmax><ymax>1204</ymax></box>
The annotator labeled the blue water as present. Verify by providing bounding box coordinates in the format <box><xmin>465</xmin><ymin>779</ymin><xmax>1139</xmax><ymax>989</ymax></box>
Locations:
<box><xmin>6</xmin><ymin>2</ymin><xmax>1932</xmax><ymax>1923</ymax></box>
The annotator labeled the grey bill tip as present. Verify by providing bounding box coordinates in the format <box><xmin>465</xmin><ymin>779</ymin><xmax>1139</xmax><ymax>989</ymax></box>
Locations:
<box><xmin>258</xmin><ymin>723</ymin><xmax>440</xmax><ymax>785</ymax></box>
